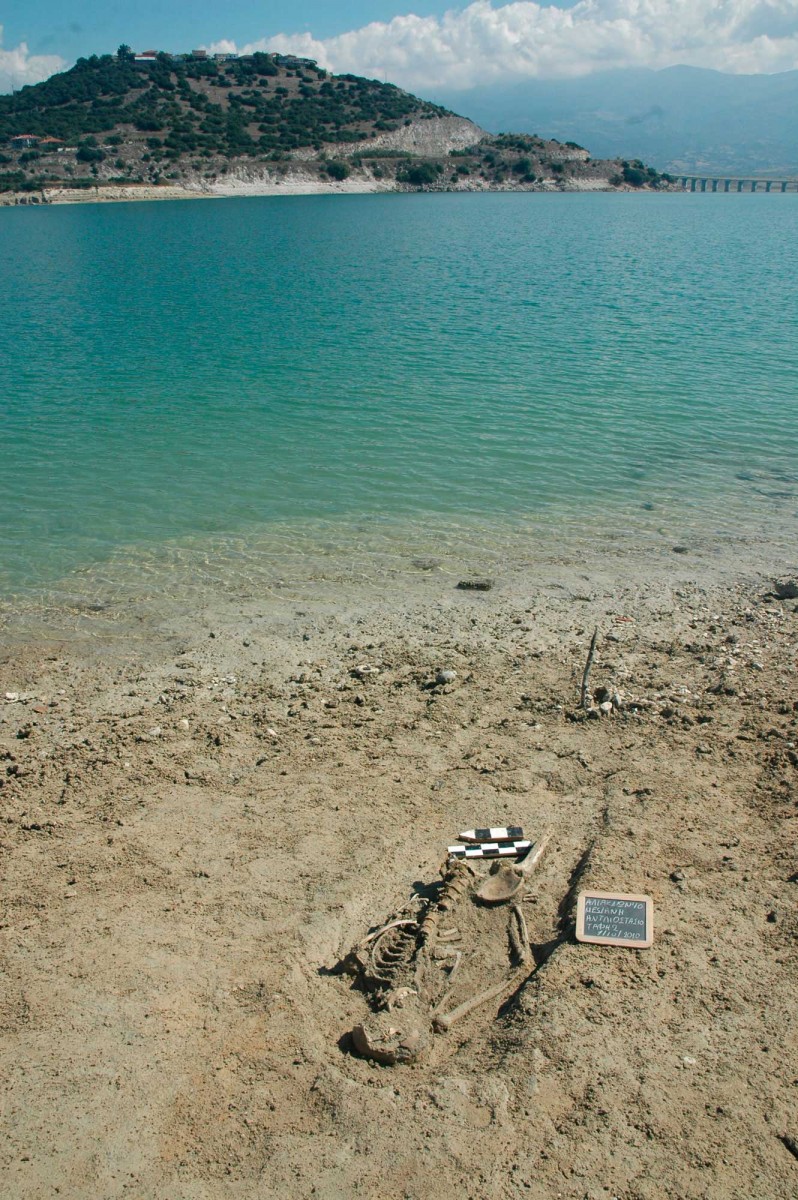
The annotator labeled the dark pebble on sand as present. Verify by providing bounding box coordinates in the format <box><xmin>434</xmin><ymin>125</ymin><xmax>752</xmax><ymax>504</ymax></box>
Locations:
<box><xmin>457</xmin><ymin>579</ymin><xmax>494</xmax><ymax>591</ymax></box>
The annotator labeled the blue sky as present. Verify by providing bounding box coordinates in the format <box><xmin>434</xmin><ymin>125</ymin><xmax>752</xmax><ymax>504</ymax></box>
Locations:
<box><xmin>8</xmin><ymin>2</ymin><xmax>478</xmax><ymax>60</ymax></box>
<box><xmin>3</xmin><ymin>1</ymin><xmax>798</xmax><ymax>94</ymax></box>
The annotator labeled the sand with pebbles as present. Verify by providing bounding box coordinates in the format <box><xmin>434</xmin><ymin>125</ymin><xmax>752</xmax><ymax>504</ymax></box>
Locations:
<box><xmin>1</xmin><ymin>551</ymin><xmax>797</xmax><ymax>1199</ymax></box>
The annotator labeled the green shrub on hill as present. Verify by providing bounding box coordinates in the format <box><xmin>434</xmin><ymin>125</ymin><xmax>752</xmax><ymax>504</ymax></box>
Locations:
<box><xmin>621</xmin><ymin>159</ymin><xmax>672</xmax><ymax>188</ymax></box>
<box><xmin>0</xmin><ymin>50</ymin><xmax>451</xmax><ymax>167</ymax></box>
<box><xmin>325</xmin><ymin>160</ymin><xmax>350</xmax><ymax>180</ymax></box>
<box><xmin>76</xmin><ymin>144</ymin><xmax>105</xmax><ymax>162</ymax></box>
<box><xmin>397</xmin><ymin>161</ymin><xmax>443</xmax><ymax>186</ymax></box>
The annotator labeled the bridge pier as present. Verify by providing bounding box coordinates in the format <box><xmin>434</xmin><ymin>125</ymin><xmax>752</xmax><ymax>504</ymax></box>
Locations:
<box><xmin>673</xmin><ymin>173</ymin><xmax>794</xmax><ymax>193</ymax></box>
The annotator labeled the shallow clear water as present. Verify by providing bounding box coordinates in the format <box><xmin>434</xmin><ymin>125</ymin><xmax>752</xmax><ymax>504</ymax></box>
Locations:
<box><xmin>1</xmin><ymin>191</ymin><xmax>796</xmax><ymax>609</ymax></box>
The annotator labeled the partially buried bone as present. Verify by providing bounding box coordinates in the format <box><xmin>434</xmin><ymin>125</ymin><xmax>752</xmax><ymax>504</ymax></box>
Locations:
<box><xmin>433</xmin><ymin>973</ymin><xmax>525</xmax><ymax>1033</ymax></box>
<box><xmin>421</xmin><ymin>859</ymin><xmax>474</xmax><ymax>945</ymax></box>
<box><xmin>474</xmin><ymin>831</ymin><xmax>551</xmax><ymax>904</ymax></box>
<box><xmin>344</xmin><ymin>920</ymin><xmax>421</xmax><ymax>999</ymax></box>
<box><xmin>516</xmin><ymin>832</ymin><xmax>551</xmax><ymax>877</ymax></box>
<box><xmin>361</xmin><ymin>918</ymin><xmax>417</xmax><ymax>945</ymax></box>
<box><xmin>475</xmin><ymin>862</ymin><xmax>524</xmax><ymax>905</ymax></box>
<box><xmin>508</xmin><ymin>903</ymin><xmax>532</xmax><ymax>966</ymax></box>
<box><xmin>351</xmin><ymin>1015</ymin><xmax>431</xmax><ymax>1065</ymax></box>
<box><xmin>384</xmin><ymin>986</ymin><xmax>418</xmax><ymax>1011</ymax></box>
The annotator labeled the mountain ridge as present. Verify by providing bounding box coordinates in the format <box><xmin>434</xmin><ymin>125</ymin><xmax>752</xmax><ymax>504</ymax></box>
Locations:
<box><xmin>431</xmin><ymin>66</ymin><xmax>798</xmax><ymax>176</ymax></box>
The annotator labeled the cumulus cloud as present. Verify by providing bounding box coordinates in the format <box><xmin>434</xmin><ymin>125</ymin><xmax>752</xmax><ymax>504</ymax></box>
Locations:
<box><xmin>0</xmin><ymin>28</ymin><xmax>65</xmax><ymax>93</ymax></box>
<box><xmin>211</xmin><ymin>0</ymin><xmax>798</xmax><ymax>90</ymax></box>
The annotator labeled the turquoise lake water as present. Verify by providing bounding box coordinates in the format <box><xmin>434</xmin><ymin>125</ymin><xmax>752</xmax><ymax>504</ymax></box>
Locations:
<box><xmin>1</xmin><ymin>192</ymin><xmax>796</xmax><ymax>611</ymax></box>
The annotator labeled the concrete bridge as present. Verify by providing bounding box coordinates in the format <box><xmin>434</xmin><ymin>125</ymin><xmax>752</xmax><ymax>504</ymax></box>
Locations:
<box><xmin>678</xmin><ymin>176</ymin><xmax>798</xmax><ymax>193</ymax></box>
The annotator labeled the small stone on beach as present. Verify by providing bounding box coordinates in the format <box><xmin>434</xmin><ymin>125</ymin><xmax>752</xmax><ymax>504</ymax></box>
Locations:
<box><xmin>457</xmin><ymin>579</ymin><xmax>494</xmax><ymax>591</ymax></box>
<box><xmin>772</xmin><ymin>579</ymin><xmax>798</xmax><ymax>600</ymax></box>
<box><xmin>352</xmin><ymin>665</ymin><xmax>380</xmax><ymax>679</ymax></box>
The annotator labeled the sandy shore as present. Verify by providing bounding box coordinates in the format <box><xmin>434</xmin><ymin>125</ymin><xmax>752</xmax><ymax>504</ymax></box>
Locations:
<box><xmin>1</xmin><ymin>173</ymin><xmax>630</xmax><ymax>207</ymax></box>
<box><xmin>7</xmin><ymin>177</ymin><xmax>392</xmax><ymax>206</ymax></box>
<box><xmin>1</xmin><ymin>549</ymin><xmax>796</xmax><ymax>1198</ymax></box>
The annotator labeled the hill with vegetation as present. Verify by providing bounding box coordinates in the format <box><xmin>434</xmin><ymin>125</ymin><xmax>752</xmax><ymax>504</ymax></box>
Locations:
<box><xmin>0</xmin><ymin>48</ymin><xmax>674</xmax><ymax>199</ymax></box>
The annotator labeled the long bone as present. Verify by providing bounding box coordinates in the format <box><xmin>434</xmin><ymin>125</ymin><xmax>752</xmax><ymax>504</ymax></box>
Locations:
<box><xmin>433</xmin><ymin>972</ymin><xmax>526</xmax><ymax>1033</ymax></box>
<box><xmin>508</xmin><ymin>903</ymin><xmax>531</xmax><ymax>965</ymax></box>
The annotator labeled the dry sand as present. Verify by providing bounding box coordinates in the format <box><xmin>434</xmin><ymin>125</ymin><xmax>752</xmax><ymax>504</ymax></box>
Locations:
<box><xmin>1</xmin><ymin>554</ymin><xmax>797</xmax><ymax>1199</ymax></box>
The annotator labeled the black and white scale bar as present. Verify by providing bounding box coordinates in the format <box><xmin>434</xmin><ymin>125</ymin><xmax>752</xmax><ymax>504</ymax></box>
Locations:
<box><xmin>459</xmin><ymin>825</ymin><xmax>524</xmax><ymax>843</ymax></box>
<box><xmin>448</xmin><ymin>839</ymin><xmax>532</xmax><ymax>859</ymax></box>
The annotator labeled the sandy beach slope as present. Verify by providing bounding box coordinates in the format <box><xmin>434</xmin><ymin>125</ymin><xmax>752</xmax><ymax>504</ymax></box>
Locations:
<box><xmin>1</xmin><ymin>564</ymin><xmax>796</xmax><ymax>1198</ymax></box>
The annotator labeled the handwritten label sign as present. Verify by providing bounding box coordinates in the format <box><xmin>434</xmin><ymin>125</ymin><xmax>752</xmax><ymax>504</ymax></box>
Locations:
<box><xmin>576</xmin><ymin>892</ymin><xmax>653</xmax><ymax>948</ymax></box>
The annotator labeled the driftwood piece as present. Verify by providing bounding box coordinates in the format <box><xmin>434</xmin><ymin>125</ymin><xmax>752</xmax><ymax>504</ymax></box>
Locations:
<box><xmin>580</xmin><ymin>627</ymin><xmax>599</xmax><ymax>710</ymax></box>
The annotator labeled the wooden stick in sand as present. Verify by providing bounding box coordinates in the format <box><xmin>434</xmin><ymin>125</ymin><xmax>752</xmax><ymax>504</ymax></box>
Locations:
<box><xmin>580</xmin><ymin>627</ymin><xmax>599</xmax><ymax>710</ymax></box>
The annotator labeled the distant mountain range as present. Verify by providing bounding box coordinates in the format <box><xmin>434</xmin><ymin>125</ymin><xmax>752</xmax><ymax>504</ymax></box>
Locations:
<box><xmin>433</xmin><ymin>66</ymin><xmax>798</xmax><ymax>176</ymax></box>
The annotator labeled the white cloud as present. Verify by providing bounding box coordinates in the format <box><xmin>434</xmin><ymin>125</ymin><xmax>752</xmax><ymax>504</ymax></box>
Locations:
<box><xmin>211</xmin><ymin>0</ymin><xmax>798</xmax><ymax>90</ymax></box>
<box><xmin>0</xmin><ymin>27</ymin><xmax>65</xmax><ymax>93</ymax></box>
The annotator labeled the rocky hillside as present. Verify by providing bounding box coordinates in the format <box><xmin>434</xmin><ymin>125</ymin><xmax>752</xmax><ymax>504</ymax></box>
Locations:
<box><xmin>0</xmin><ymin>49</ymin><xmax>674</xmax><ymax>197</ymax></box>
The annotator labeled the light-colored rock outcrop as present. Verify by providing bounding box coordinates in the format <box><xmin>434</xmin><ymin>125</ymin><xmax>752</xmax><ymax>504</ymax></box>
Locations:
<box><xmin>347</xmin><ymin>114</ymin><xmax>484</xmax><ymax>157</ymax></box>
